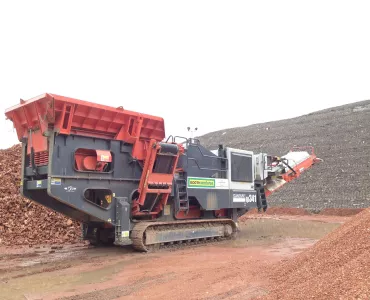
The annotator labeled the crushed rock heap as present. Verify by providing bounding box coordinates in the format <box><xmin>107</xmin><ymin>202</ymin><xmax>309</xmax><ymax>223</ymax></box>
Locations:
<box><xmin>263</xmin><ymin>208</ymin><xmax>370</xmax><ymax>299</ymax></box>
<box><xmin>0</xmin><ymin>144</ymin><xmax>81</xmax><ymax>246</ymax></box>
<box><xmin>200</xmin><ymin>100</ymin><xmax>370</xmax><ymax>210</ymax></box>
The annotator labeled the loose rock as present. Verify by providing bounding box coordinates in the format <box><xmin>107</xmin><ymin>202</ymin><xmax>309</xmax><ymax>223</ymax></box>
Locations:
<box><xmin>200</xmin><ymin>100</ymin><xmax>370</xmax><ymax>210</ymax></box>
<box><xmin>262</xmin><ymin>208</ymin><xmax>370</xmax><ymax>299</ymax></box>
<box><xmin>0</xmin><ymin>145</ymin><xmax>81</xmax><ymax>246</ymax></box>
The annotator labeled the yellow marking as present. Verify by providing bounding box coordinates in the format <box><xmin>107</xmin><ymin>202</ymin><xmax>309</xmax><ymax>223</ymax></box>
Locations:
<box><xmin>100</xmin><ymin>155</ymin><xmax>110</xmax><ymax>162</ymax></box>
<box><xmin>105</xmin><ymin>195</ymin><xmax>112</xmax><ymax>203</ymax></box>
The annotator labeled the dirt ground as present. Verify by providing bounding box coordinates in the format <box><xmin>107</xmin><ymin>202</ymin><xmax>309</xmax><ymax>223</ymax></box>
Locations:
<box><xmin>0</xmin><ymin>214</ymin><xmax>349</xmax><ymax>300</ymax></box>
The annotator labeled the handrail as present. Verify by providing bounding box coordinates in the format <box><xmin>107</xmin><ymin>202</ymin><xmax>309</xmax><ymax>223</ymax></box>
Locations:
<box><xmin>165</xmin><ymin>135</ymin><xmax>174</xmax><ymax>143</ymax></box>
<box><xmin>174</xmin><ymin>136</ymin><xmax>189</xmax><ymax>144</ymax></box>
<box><xmin>187</xmin><ymin>158</ymin><xmax>228</xmax><ymax>172</ymax></box>
<box><xmin>186</xmin><ymin>143</ymin><xmax>228</xmax><ymax>171</ymax></box>
<box><xmin>188</xmin><ymin>143</ymin><xmax>227</xmax><ymax>161</ymax></box>
<box><xmin>280</xmin><ymin>158</ymin><xmax>297</xmax><ymax>175</ymax></box>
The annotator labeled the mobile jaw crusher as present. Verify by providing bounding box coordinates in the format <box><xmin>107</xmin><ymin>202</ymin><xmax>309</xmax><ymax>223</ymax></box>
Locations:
<box><xmin>5</xmin><ymin>93</ymin><xmax>319</xmax><ymax>251</ymax></box>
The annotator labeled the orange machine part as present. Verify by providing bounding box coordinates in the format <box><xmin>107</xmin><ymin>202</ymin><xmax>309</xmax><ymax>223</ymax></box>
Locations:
<box><xmin>28</xmin><ymin>151</ymin><xmax>49</xmax><ymax>167</ymax></box>
<box><xmin>131</xmin><ymin>140</ymin><xmax>183</xmax><ymax>216</ymax></box>
<box><xmin>175</xmin><ymin>206</ymin><xmax>202</xmax><ymax>219</ymax></box>
<box><xmin>75</xmin><ymin>149</ymin><xmax>112</xmax><ymax>172</ymax></box>
<box><xmin>5</xmin><ymin>93</ymin><xmax>166</xmax><ymax>161</ymax></box>
<box><xmin>265</xmin><ymin>149</ymin><xmax>319</xmax><ymax>197</ymax></box>
<box><xmin>26</xmin><ymin>130</ymin><xmax>49</xmax><ymax>167</ymax></box>
<box><xmin>83</xmin><ymin>156</ymin><xmax>100</xmax><ymax>171</ymax></box>
<box><xmin>26</xmin><ymin>130</ymin><xmax>48</xmax><ymax>154</ymax></box>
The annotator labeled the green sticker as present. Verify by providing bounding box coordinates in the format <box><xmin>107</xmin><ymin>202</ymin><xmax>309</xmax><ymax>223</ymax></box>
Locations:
<box><xmin>187</xmin><ymin>177</ymin><xmax>215</xmax><ymax>188</ymax></box>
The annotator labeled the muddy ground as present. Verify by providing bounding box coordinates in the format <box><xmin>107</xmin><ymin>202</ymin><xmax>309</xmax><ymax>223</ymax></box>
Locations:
<box><xmin>0</xmin><ymin>214</ymin><xmax>348</xmax><ymax>300</ymax></box>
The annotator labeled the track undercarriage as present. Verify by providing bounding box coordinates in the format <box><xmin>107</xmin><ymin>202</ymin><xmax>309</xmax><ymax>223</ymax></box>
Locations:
<box><xmin>131</xmin><ymin>219</ymin><xmax>238</xmax><ymax>252</ymax></box>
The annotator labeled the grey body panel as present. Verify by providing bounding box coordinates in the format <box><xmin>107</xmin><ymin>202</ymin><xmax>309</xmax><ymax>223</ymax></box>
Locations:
<box><xmin>187</xmin><ymin>188</ymin><xmax>258</xmax><ymax>210</ymax></box>
<box><xmin>180</xmin><ymin>143</ymin><xmax>226</xmax><ymax>179</ymax></box>
<box><xmin>181</xmin><ymin>142</ymin><xmax>259</xmax><ymax>211</ymax></box>
<box><xmin>187</xmin><ymin>189</ymin><xmax>230</xmax><ymax>210</ymax></box>
<box><xmin>50</xmin><ymin>134</ymin><xmax>142</xmax><ymax>180</ymax></box>
<box><xmin>22</xmin><ymin>134</ymin><xmax>142</xmax><ymax>230</ymax></box>
<box><xmin>20</xmin><ymin>134</ymin><xmax>265</xmax><ymax>238</ymax></box>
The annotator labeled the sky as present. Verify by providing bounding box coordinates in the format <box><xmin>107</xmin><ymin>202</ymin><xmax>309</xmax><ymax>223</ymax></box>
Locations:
<box><xmin>1</xmin><ymin>1</ymin><xmax>370</xmax><ymax>149</ymax></box>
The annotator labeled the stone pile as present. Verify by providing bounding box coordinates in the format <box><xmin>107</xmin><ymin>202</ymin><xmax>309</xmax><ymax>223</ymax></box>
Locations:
<box><xmin>0</xmin><ymin>145</ymin><xmax>81</xmax><ymax>246</ymax></box>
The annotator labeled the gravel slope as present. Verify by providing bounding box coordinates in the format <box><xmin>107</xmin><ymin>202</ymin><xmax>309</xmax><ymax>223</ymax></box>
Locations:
<box><xmin>261</xmin><ymin>208</ymin><xmax>370</xmax><ymax>300</ymax></box>
<box><xmin>199</xmin><ymin>100</ymin><xmax>370</xmax><ymax>210</ymax></box>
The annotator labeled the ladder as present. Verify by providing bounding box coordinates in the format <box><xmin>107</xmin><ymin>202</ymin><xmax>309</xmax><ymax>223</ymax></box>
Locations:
<box><xmin>255</xmin><ymin>183</ymin><xmax>267</xmax><ymax>212</ymax></box>
<box><xmin>175</xmin><ymin>172</ymin><xmax>189</xmax><ymax>214</ymax></box>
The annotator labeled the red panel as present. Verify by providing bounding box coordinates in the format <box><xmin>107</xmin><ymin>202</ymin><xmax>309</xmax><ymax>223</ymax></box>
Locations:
<box><xmin>83</xmin><ymin>156</ymin><xmax>99</xmax><ymax>170</ymax></box>
<box><xmin>5</xmin><ymin>93</ymin><xmax>165</xmax><ymax>144</ymax></box>
<box><xmin>29</xmin><ymin>151</ymin><xmax>49</xmax><ymax>167</ymax></box>
<box><xmin>26</xmin><ymin>130</ymin><xmax>48</xmax><ymax>154</ymax></box>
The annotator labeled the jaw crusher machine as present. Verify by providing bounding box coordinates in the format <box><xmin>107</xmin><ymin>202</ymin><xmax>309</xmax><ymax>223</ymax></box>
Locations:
<box><xmin>5</xmin><ymin>93</ymin><xmax>320</xmax><ymax>251</ymax></box>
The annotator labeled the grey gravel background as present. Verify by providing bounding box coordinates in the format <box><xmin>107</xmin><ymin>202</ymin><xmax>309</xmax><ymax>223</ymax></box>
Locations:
<box><xmin>199</xmin><ymin>100</ymin><xmax>370</xmax><ymax>210</ymax></box>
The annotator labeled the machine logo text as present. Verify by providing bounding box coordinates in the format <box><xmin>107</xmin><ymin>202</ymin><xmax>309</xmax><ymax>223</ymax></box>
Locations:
<box><xmin>188</xmin><ymin>177</ymin><xmax>215</xmax><ymax>188</ymax></box>
<box><xmin>64</xmin><ymin>186</ymin><xmax>77</xmax><ymax>192</ymax></box>
<box><xmin>233</xmin><ymin>193</ymin><xmax>257</xmax><ymax>203</ymax></box>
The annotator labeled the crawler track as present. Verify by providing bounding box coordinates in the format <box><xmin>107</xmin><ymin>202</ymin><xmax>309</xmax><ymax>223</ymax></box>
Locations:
<box><xmin>131</xmin><ymin>219</ymin><xmax>238</xmax><ymax>252</ymax></box>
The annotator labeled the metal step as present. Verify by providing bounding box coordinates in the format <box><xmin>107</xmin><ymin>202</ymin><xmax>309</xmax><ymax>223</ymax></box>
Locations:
<box><xmin>175</xmin><ymin>173</ymin><xmax>189</xmax><ymax>213</ymax></box>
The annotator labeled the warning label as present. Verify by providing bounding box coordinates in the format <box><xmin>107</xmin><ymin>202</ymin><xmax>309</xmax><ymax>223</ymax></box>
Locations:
<box><xmin>100</xmin><ymin>155</ymin><xmax>110</xmax><ymax>162</ymax></box>
<box><xmin>51</xmin><ymin>178</ymin><xmax>62</xmax><ymax>185</ymax></box>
